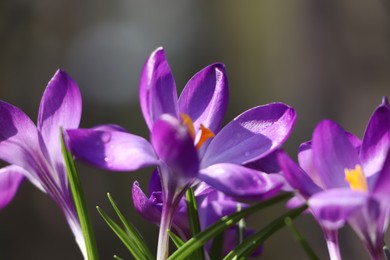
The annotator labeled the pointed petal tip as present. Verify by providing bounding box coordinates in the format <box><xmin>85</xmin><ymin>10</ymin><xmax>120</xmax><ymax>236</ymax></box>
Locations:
<box><xmin>209</xmin><ymin>62</ymin><xmax>226</xmax><ymax>70</ymax></box>
<box><xmin>51</xmin><ymin>69</ymin><xmax>72</xmax><ymax>83</ymax></box>
<box><xmin>150</xmin><ymin>47</ymin><xmax>166</xmax><ymax>60</ymax></box>
<box><xmin>382</xmin><ymin>96</ymin><xmax>389</xmax><ymax>107</ymax></box>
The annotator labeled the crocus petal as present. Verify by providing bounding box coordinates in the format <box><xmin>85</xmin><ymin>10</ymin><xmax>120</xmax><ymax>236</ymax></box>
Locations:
<box><xmin>360</xmin><ymin>97</ymin><xmax>390</xmax><ymax>177</ymax></box>
<box><xmin>151</xmin><ymin>115</ymin><xmax>199</xmax><ymax>182</ymax></box>
<box><xmin>348</xmin><ymin>197</ymin><xmax>384</xmax><ymax>258</ymax></box>
<box><xmin>372</xmin><ymin>150</ymin><xmax>390</xmax><ymax>208</ymax></box>
<box><xmin>198</xmin><ymin>163</ymin><xmax>283</xmax><ymax>200</ymax></box>
<box><xmin>178</xmin><ymin>63</ymin><xmax>228</xmax><ymax>133</ymax></box>
<box><xmin>139</xmin><ymin>47</ymin><xmax>179</xmax><ymax>130</ymax></box>
<box><xmin>66</xmin><ymin>128</ymin><xmax>158</xmax><ymax>171</ymax></box>
<box><xmin>245</xmin><ymin>150</ymin><xmax>281</xmax><ymax>173</ymax></box>
<box><xmin>201</xmin><ymin>103</ymin><xmax>296</xmax><ymax>167</ymax></box>
<box><xmin>148</xmin><ymin>169</ymin><xmax>162</xmax><ymax>196</ymax></box>
<box><xmin>308</xmin><ymin>188</ymin><xmax>368</xmax><ymax>230</ymax></box>
<box><xmin>37</xmin><ymin>70</ymin><xmax>82</xmax><ymax>161</ymax></box>
<box><xmin>286</xmin><ymin>196</ymin><xmax>307</xmax><ymax>209</ymax></box>
<box><xmin>0</xmin><ymin>101</ymin><xmax>47</xmax><ymax>177</ymax></box>
<box><xmin>132</xmin><ymin>181</ymin><xmax>162</xmax><ymax>225</ymax></box>
<box><xmin>92</xmin><ymin>124</ymin><xmax>128</xmax><ymax>133</ymax></box>
<box><xmin>297</xmin><ymin>141</ymin><xmax>325</xmax><ymax>189</ymax></box>
<box><xmin>277</xmin><ymin>150</ymin><xmax>322</xmax><ymax>198</ymax></box>
<box><xmin>0</xmin><ymin>165</ymin><xmax>24</xmax><ymax>209</ymax></box>
<box><xmin>198</xmin><ymin>190</ymin><xmax>242</xmax><ymax>229</ymax></box>
<box><xmin>312</xmin><ymin>120</ymin><xmax>360</xmax><ymax>189</ymax></box>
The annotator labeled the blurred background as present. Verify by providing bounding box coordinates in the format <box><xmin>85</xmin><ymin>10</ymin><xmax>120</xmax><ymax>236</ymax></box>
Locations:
<box><xmin>0</xmin><ymin>0</ymin><xmax>389</xmax><ymax>259</ymax></box>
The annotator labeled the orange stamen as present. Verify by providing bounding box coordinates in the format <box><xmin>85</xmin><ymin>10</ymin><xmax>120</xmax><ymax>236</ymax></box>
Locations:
<box><xmin>196</xmin><ymin>124</ymin><xmax>215</xmax><ymax>150</ymax></box>
<box><xmin>180</xmin><ymin>113</ymin><xmax>195</xmax><ymax>139</ymax></box>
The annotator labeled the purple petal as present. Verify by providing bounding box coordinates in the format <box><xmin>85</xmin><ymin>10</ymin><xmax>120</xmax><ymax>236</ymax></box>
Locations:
<box><xmin>348</xmin><ymin>197</ymin><xmax>384</xmax><ymax>257</ymax></box>
<box><xmin>66</xmin><ymin>128</ymin><xmax>158</xmax><ymax>171</ymax></box>
<box><xmin>132</xmin><ymin>181</ymin><xmax>162</xmax><ymax>225</ymax></box>
<box><xmin>37</xmin><ymin>70</ymin><xmax>82</xmax><ymax>160</ymax></box>
<box><xmin>308</xmin><ymin>188</ymin><xmax>368</xmax><ymax>230</ymax></box>
<box><xmin>151</xmin><ymin>115</ymin><xmax>199</xmax><ymax>182</ymax></box>
<box><xmin>298</xmin><ymin>142</ymin><xmax>326</xmax><ymax>189</ymax></box>
<box><xmin>92</xmin><ymin>124</ymin><xmax>128</xmax><ymax>132</ymax></box>
<box><xmin>37</xmin><ymin>70</ymin><xmax>82</xmax><ymax>192</ymax></box>
<box><xmin>245</xmin><ymin>150</ymin><xmax>282</xmax><ymax>173</ymax></box>
<box><xmin>201</xmin><ymin>103</ymin><xmax>296</xmax><ymax>167</ymax></box>
<box><xmin>148</xmin><ymin>169</ymin><xmax>162</xmax><ymax>196</ymax></box>
<box><xmin>0</xmin><ymin>165</ymin><xmax>24</xmax><ymax>209</ymax></box>
<box><xmin>0</xmin><ymin>101</ymin><xmax>46</xmax><ymax>175</ymax></box>
<box><xmin>286</xmin><ymin>196</ymin><xmax>307</xmax><ymax>209</ymax></box>
<box><xmin>198</xmin><ymin>190</ymin><xmax>242</xmax><ymax>228</ymax></box>
<box><xmin>139</xmin><ymin>47</ymin><xmax>179</xmax><ymax>130</ymax></box>
<box><xmin>312</xmin><ymin>120</ymin><xmax>360</xmax><ymax>189</ymax></box>
<box><xmin>198</xmin><ymin>163</ymin><xmax>283</xmax><ymax>200</ymax></box>
<box><xmin>178</xmin><ymin>63</ymin><xmax>228</xmax><ymax>133</ymax></box>
<box><xmin>360</xmin><ymin>98</ymin><xmax>390</xmax><ymax>177</ymax></box>
<box><xmin>277</xmin><ymin>150</ymin><xmax>322</xmax><ymax>198</ymax></box>
<box><xmin>372</xmin><ymin>150</ymin><xmax>390</xmax><ymax>207</ymax></box>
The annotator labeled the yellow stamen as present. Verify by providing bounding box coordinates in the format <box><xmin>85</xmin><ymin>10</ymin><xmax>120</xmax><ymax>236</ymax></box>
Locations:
<box><xmin>180</xmin><ymin>113</ymin><xmax>196</xmax><ymax>139</ymax></box>
<box><xmin>196</xmin><ymin>124</ymin><xmax>215</xmax><ymax>150</ymax></box>
<box><xmin>344</xmin><ymin>165</ymin><xmax>368</xmax><ymax>192</ymax></box>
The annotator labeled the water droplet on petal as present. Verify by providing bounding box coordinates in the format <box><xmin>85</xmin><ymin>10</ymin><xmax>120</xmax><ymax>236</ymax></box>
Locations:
<box><xmin>104</xmin><ymin>156</ymin><xmax>113</xmax><ymax>165</ymax></box>
<box><xmin>101</xmin><ymin>132</ymin><xmax>112</xmax><ymax>143</ymax></box>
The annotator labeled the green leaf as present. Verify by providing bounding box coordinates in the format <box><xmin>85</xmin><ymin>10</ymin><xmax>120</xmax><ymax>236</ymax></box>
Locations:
<box><xmin>96</xmin><ymin>206</ymin><xmax>146</xmax><ymax>260</ymax></box>
<box><xmin>223</xmin><ymin>205</ymin><xmax>307</xmax><ymax>259</ymax></box>
<box><xmin>60</xmin><ymin>130</ymin><xmax>99</xmax><ymax>260</ymax></box>
<box><xmin>107</xmin><ymin>193</ymin><xmax>153</xmax><ymax>259</ymax></box>
<box><xmin>384</xmin><ymin>246</ymin><xmax>390</xmax><ymax>260</ymax></box>
<box><xmin>168</xmin><ymin>192</ymin><xmax>293</xmax><ymax>260</ymax></box>
<box><xmin>113</xmin><ymin>255</ymin><xmax>126</xmax><ymax>260</ymax></box>
<box><xmin>168</xmin><ymin>230</ymin><xmax>185</xmax><ymax>249</ymax></box>
<box><xmin>285</xmin><ymin>217</ymin><xmax>319</xmax><ymax>260</ymax></box>
<box><xmin>185</xmin><ymin>188</ymin><xmax>204</xmax><ymax>260</ymax></box>
<box><xmin>209</xmin><ymin>232</ymin><xmax>224</xmax><ymax>260</ymax></box>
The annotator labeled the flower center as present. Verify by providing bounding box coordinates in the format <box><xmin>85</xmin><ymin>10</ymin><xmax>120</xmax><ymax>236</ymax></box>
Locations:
<box><xmin>344</xmin><ymin>164</ymin><xmax>368</xmax><ymax>192</ymax></box>
<box><xmin>180</xmin><ymin>113</ymin><xmax>215</xmax><ymax>150</ymax></box>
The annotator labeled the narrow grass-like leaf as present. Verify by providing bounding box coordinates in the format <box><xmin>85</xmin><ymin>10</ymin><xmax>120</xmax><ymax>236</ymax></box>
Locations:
<box><xmin>60</xmin><ymin>131</ymin><xmax>99</xmax><ymax>260</ymax></box>
<box><xmin>209</xmin><ymin>232</ymin><xmax>224</xmax><ymax>260</ymax></box>
<box><xmin>107</xmin><ymin>193</ymin><xmax>153</xmax><ymax>259</ymax></box>
<box><xmin>185</xmin><ymin>188</ymin><xmax>204</xmax><ymax>260</ymax></box>
<box><xmin>168</xmin><ymin>192</ymin><xmax>292</xmax><ymax>260</ymax></box>
<box><xmin>113</xmin><ymin>255</ymin><xmax>126</xmax><ymax>260</ymax></box>
<box><xmin>223</xmin><ymin>205</ymin><xmax>307</xmax><ymax>259</ymax></box>
<box><xmin>168</xmin><ymin>230</ymin><xmax>185</xmax><ymax>249</ymax></box>
<box><xmin>384</xmin><ymin>245</ymin><xmax>390</xmax><ymax>260</ymax></box>
<box><xmin>285</xmin><ymin>217</ymin><xmax>319</xmax><ymax>260</ymax></box>
<box><xmin>97</xmin><ymin>206</ymin><xmax>145</xmax><ymax>260</ymax></box>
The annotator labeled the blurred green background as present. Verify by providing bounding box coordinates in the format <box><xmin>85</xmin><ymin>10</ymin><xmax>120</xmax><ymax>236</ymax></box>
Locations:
<box><xmin>0</xmin><ymin>0</ymin><xmax>389</xmax><ymax>259</ymax></box>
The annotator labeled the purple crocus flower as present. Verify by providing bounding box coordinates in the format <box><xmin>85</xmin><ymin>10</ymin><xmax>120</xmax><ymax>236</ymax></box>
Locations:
<box><xmin>278</xmin><ymin>97</ymin><xmax>390</xmax><ymax>260</ymax></box>
<box><xmin>132</xmin><ymin>173</ymin><xmax>262</xmax><ymax>258</ymax></box>
<box><xmin>0</xmin><ymin>70</ymin><xmax>86</xmax><ymax>258</ymax></box>
<box><xmin>66</xmin><ymin>47</ymin><xmax>296</xmax><ymax>258</ymax></box>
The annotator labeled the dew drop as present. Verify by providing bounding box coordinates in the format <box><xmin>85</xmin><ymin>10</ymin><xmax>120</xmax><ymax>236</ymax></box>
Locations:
<box><xmin>101</xmin><ymin>132</ymin><xmax>112</xmax><ymax>143</ymax></box>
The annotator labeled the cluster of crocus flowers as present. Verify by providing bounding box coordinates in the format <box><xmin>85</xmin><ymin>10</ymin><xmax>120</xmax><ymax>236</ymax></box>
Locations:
<box><xmin>1</xmin><ymin>46</ymin><xmax>389</xmax><ymax>260</ymax></box>
<box><xmin>278</xmin><ymin>97</ymin><xmax>390</xmax><ymax>260</ymax></box>
<box><xmin>66</xmin><ymin>47</ymin><xmax>297</xmax><ymax>259</ymax></box>
<box><xmin>0</xmin><ymin>71</ymin><xmax>86</xmax><ymax>258</ymax></box>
